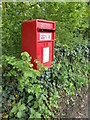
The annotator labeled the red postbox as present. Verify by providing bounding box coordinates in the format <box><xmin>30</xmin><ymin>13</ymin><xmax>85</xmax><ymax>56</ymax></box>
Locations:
<box><xmin>21</xmin><ymin>19</ymin><xmax>55</xmax><ymax>69</ymax></box>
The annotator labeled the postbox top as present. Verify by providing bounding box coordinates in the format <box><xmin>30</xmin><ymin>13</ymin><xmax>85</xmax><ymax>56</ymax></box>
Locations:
<box><xmin>22</xmin><ymin>19</ymin><xmax>55</xmax><ymax>30</ymax></box>
<box><xmin>23</xmin><ymin>19</ymin><xmax>55</xmax><ymax>23</ymax></box>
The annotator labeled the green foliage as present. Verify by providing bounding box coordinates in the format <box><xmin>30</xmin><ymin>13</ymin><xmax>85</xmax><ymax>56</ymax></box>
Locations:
<box><xmin>2</xmin><ymin>46</ymin><xmax>89</xmax><ymax>118</ymax></box>
<box><xmin>10</xmin><ymin>101</ymin><xmax>26</xmax><ymax>118</ymax></box>
<box><xmin>2</xmin><ymin>2</ymin><xmax>89</xmax><ymax>57</ymax></box>
<box><xmin>2</xmin><ymin>52</ymin><xmax>59</xmax><ymax>119</ymax></box>
<box><xmin>54</xmin><ymin>43</ymin><xmax>89</xmax><ymax>95</ymax></box>
<box><xmin>2</xmin><ymin>2</ymin><xmax>89</xmax><ymax>119</ymax></box>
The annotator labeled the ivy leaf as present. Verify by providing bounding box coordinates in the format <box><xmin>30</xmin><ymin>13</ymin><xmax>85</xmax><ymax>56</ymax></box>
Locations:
<box><xmin>20</xmin><ymin>104</ymin><xmax>26</xmax><ymax>111</ymax></box>
<box><xmin>28</xmin><ymin>89</ymin><xmax>31</xmax><ymax>93</ymax></box>
<box><xmin>30</xmin><ymin>108</ymin><xmax>36</xmax><ymax>115</ymax></box>
<box><xmin>34</xmin><ymin>101</ymin><xmax>38</xmax><ymax>109</ymax></box>
<box><xmin>10</xmin><ymin>105</ymin><xmax>17</xmax><ymax>114</ymax></box>
<box><xmin>28</xmin><ymin>96</ymin><xmax>33</xmax><ymax>103</ymax></box>
<box><xmin>36</xmin><ymin>112</ymin><xmax>41</xmax><ymax>118</ymax></box>
<box><xmin>17</xmin><ymin>111</ymin><xmax>22</xmax><ymax>118</ymax></box>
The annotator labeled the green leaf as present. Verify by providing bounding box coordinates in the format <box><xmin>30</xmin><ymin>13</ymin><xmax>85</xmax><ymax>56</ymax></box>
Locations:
<box><xmin>21</xmin><ymin>52</ymin><xmax>29</xmax><ymax>58</ymax></box>
<box><xmin>45</xmin><ymin>66</ymin><xmax>48</xmax><ymax>71</ymax></box>
<box><xmin>34</xmin><ymin>101</ymin><xmax>38</xmax><ymax>109</ymax></box>
<box><xmin>36</xmin><ymin>112</ymin><xmax>41</xmax><ymax>118</ymax></box>
<box><xmin>17</xmin><ymin>111</ymin><xmax>22</xmax><ymax>118</ymax></box>
<box><xmin>18</xmin><ymin>101</ymin><xmax>21</xmax><ymax>108</ymax></box>
<box><xmin>20</xmin><ymin>104</ymin><xmax>26</xmax><ymax>111</ymax></box>
<box><xmin>30</xmin><ymin>108</ymin><xmax>36</xmax><ymax>115</ymax></box>
<box><xmin>57</xmin><ymin>62</ymin><xmax>62</xmax><ymax>71</ymax></box>
<box><xmin>10</xmin><ymin>105</ymin><xmax>17</xmax><ymax>114</ymax></box>
<box><xmin>28</xmin><ymin>89</ymin><xmax>31</xmax><ymax>93</ymax></box>
<box><xmin>28</xmin><ymin>96</ymin><xmax>33</xmax><ymax>103</ymax></box>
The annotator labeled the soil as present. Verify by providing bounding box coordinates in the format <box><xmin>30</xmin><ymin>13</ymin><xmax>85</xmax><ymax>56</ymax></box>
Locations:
<box><xmin>55</xmin><ymin>85</ymin><xmax>89</xmax><ymax>119</ymax></box>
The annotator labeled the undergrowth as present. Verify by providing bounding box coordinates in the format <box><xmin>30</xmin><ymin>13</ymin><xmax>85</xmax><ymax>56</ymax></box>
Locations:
<box><xmin>2</xmin><ymin>43</ymin><xmax>89</xmax><ymax>119</ymax></box>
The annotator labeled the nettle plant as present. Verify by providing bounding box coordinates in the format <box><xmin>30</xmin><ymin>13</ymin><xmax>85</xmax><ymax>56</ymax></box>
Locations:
<box><xmin>2</xmin><ymin>52</ymin><xmax>59</xmax><ymax>119</ymax></box>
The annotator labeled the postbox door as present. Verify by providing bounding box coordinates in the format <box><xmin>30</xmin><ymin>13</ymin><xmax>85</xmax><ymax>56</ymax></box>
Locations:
<box><xmin>37</xmin><ymin>42</ymin><xmax>53</xmax><ymax>67</ymax></box>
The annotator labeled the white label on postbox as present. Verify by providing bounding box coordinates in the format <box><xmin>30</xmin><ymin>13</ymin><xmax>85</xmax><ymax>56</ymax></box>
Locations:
<box><xmin>40</xmin><ymin>33</ymin><xmax>51</xmax><ymax>40</ymax></box>
<box><xmin>43</xmin><ymin>47</ymin><xmax>49</xmax><ymax>63</ymax></box>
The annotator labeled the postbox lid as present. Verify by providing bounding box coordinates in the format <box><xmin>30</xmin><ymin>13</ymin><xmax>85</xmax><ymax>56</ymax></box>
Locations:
<box><xmin>22</xmin><ymin>19</ymin><xmax>55</xmax><ymax>30</ymax></box>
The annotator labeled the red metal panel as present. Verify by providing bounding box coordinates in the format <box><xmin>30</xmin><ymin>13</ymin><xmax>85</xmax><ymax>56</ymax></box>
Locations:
<box><xmin>21</xmin><ymin>20</ymin><xmax>37</xmax><ymax>69</ymax></box>
<box><xmin>21</xmin><ymin>19</ymin><xmax>55</xmax><ymax>69</ymax></box>
<box><xmin>37</xmin><ymin>42</ymin><xmax>53</xmax><ymax>68</ymax></box>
